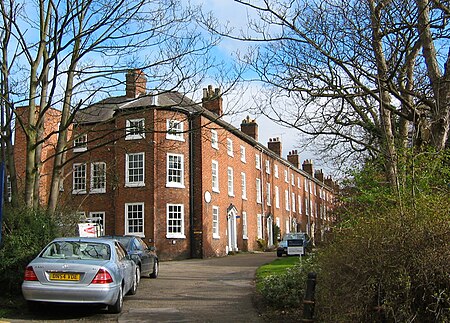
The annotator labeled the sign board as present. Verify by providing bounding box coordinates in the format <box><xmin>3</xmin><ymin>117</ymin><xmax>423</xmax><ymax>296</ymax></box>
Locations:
<box><xmin>287</xmin><ymin>239</ymin><xmax>304</xmax><ymax>256</ymax></box>
<box><xmin>78</xmin><ymin>223</ymin><xmax>101</xmax><ymax>237</ymax></box>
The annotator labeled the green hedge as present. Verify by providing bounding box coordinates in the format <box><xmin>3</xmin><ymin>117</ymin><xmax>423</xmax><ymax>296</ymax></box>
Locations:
<box><xmin>0</xmin><ymin>206</ymin><xmax>58</xmax><ymax>296</ymax></box>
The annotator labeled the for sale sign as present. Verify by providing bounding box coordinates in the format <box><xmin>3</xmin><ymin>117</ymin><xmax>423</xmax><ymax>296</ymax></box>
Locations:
<box><xmin>287</xmin><ymin>239</ymin><xmax>304</xmax><ymax>255</ymax></box>
<box><xmin>78</xmin><ymin>223</ymin><xmax>101</xmax><ymax>237</ymax></box>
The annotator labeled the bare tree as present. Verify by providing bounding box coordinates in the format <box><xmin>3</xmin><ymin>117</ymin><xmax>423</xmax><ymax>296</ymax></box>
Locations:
<box><xmin>202</xmin><ymin>0</ymin><xmax>449</xmax><ymax>187</ymax></box>
<box><xmin>1</xmin><ymin>0</ymin><xmax>220</xmax><ymax>211</ymax></box>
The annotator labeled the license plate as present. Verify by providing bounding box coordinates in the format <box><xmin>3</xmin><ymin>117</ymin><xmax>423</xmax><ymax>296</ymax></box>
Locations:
<box><xmin>49</xmin><ymin>272</ymin><xmax>80</xmax><ymax>281</ymax></box>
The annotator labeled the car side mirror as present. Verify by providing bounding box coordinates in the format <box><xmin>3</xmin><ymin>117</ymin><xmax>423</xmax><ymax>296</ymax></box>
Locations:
<box><xmin>149</xmin><ymin>246</ymin><xmax>156</xmax><ymax>251</ymax></box>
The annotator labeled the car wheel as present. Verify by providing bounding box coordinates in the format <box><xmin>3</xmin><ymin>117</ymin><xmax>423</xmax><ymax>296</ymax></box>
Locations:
<box><xmin>127</xmin><ymin>268</ymin><xmax>139</xmax><ymax>295</ymax></box>
<box><xmin>277</xmin><ymin>250</ymin><xmax>283</xmax><ymax>257</ymax></box>
<box><xmin>150</xmin><ymin>260</ymin><xmax>158</xmax><ymax>278</ymax></box>
<box><xmin>108</xmin><ymin>284</ymin><xmax>123</xmax><ymax>313</ymax></box>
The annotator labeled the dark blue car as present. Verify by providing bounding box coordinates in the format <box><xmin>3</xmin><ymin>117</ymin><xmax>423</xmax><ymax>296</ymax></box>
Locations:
<box><xmin>104</xmin><ymin>236</ymin><xmax>158</xmax><ymax>281</ymax></box>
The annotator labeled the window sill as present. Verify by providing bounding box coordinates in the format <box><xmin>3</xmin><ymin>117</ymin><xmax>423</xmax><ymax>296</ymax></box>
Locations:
<box><xmin>72</xmin><ymin>190</ymin><xmax>87</xmax><ymax>195</ymax></box>
<box><xmin>90</xmin><ymin>189</ymin><xmax>106</xmax><ymax>194</ymax></box>
<box><xmin>73</xmin><ymin>147</ymin><xmax>87</xmax><ymax>153</ymax></box>
<box><xmin>166</xmin><ymin>234</ymin><xmax>186</xmax><ymax>239</ymax></box>
<box><xmin>125</xmin><ymin>183</ymin><xmax>145</xmax><ymax>188</ymax></box>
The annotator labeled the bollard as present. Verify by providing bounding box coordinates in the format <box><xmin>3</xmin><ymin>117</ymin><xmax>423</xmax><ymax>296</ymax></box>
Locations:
<box><xmin>302</xmin><ymin>272</ymin><xmax>317</xmax><ymax>322</ymax></box>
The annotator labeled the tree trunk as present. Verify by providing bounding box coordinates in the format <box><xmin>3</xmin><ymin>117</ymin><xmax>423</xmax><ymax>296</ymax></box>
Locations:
<box><xmin>416</xmin><ymin>0</ymin><xmax>450</xmax><ymax>150</ymax></box>
<box><xmin>369</xmin><ymin>0</ymin><xmax>399</xmax><ymax>189</ymax></box>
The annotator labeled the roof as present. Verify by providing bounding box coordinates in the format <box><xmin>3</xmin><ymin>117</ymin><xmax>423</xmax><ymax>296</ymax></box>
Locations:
<box><xmin>74</xmin><ymin>92</ymin><xmax>200</xmax><ymax>124</ymax></box>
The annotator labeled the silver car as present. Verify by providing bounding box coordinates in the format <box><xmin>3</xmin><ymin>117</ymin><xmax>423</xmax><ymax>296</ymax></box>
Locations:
<box><xmin>22</xmin><ymin>237</ymin><xmax>139</xmax><ymax>313</ymax></box>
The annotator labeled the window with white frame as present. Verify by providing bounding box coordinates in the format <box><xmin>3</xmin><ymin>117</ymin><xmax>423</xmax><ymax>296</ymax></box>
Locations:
<box><xmin>242</xmin><ymin>212</ymin><xmax>248</xmax><ymax>239</ymax></box>
<box><xmin>126</xmin><ymin>153</ymin><xmax>144</xmax><ymax>187</ymax></box>
<box><xmin>227</xmin><ymin>167</ymin><xmax>234</xmax><ymax>196</ymax></box>
<box><xmin>211</xmin><ymin>129</ymin><xmax>218</xmax><ymax>149</ymax></box>
<box><xmin>212</xmin><ymin>206</ymin><xmax>220</xmax><ymax>239</ymax></box>
<box><xmin>73</xmin><ymin>134</ymin><xmax>87</xmax><ymax>152</ymax></box>
<box><xmin>166</xmin><ymin>119</ymin><xmax>184</xmax><ymax>141</ymax></box>
<box><xmin>126</xmin><ymin>118</ymin><xmax>145</xmax><ymax>140</ymax></box>
<box><xmin>285</xmin><ymin>190</ymin><xmax>290</xmax><ymax>211</ymax></box>
<box><xmin>275</xmin><ymin>186</ymin><xmax>280</xmax><ymax>208</ymax></box>
<box><xmin>292</xmin><ymin>192</ymin><xmax>296</xmax><ymax>212</ymax></box>
<box><xmin>257</xmin><ymin>214</ymin><xmax>263</xmax><ymax>239</ymax></box>
<box><xmin>73</xmin><ymin>163</ymin><xmax>87</xmax><ymax>194</ymax></box>
<box><xmin>305</xmin><ymin>178</ymin><xmax>308</xmax><ymax>192</ymax></box>
<box><xmin>255</xmin><ymin>154</ymin><xmax>261</xmax><ymax>170</ymax></box>
<box><xmin>167</xmin><ymin>153</ymin><xmax>184</xmax><ymax>188</ymax></box>
<box><xmin>314</xmin><ymin>183</ymin><xmax>317</xmax><ymax>195</ymax></box>
<box><xmin>298</xmin><ymin>195</ymin><xmax>302</xmax><ymax>214</ymax></box>
<box><xmin>286</xmin><ymin>219</ymin><xmax>290</xmax><ymax>233</ymax></box>
<box><xmin>125</xmin><ymin>203</ymin><xmax>144</xmax><ymax>236</ymax></box>
<box><xmin>77</xmin><ymin>211</ymin><xmax>86</xmax><ymax>220</ymax></box>
<box><xmin>6</xmin><ymin>176</ymin><xmax>11</xmax><ymax>202</ymax></box>
<box><xmin>240</xmin><ymin>145</ymin><xmax>246</xmax><ymax>163</ymax></box>
<box><xmin>91</xmin><ymin>162</ymin><xmax>106</xmax><ymax>193</ymax></box>
<box><xmin>227</xmin><ymin>138</ymin><xmax>234</xmax><ymax>156</ymax></box>
<box><xmin>212</xmin><ymin>160</ymin><xmax>219</xmax><ymax>192</ymax></box>
<box><xmin>274</xmin><ymin>164</ymin><xmax>279</xmax><ymax>178</ymax></box>
<box><xmin>305</xmin><ymin>197</ymin><xmax>309</xmax><ymax>215</ymax></box>
<box><xmin>298</xmin><ymin>177</ymin><xmax>301</xmax><ymax>188</ymax></box>
<box><xmin>166</xmin><ymin>204</ymin><xmax>185</xmax><ymax>238</ymax></box>
<box><xmin>256</xmin><ymin>178</ymin><xmax>262</xmax><ymax>204</ymax></box>
<box><xmin>284</xmin><ymin>169</ymin><xmax>288</xmax><ymax>182</ymax></box>
<box><xmin>291</xmin><ymin>174</ymin><xmax>295</xmax><ymax>185</ymax></box>
<box><xmin>266</xmin><ymin>182</ymin><xmax>271</xmax><ymax>206</ymax></box>
<box><xmin>241</xmin><ymin>172</ymin><xmax>247</xmax><ymax>199</ymax></box>
<box><xmin>265</xmin><ymin>160</ymin><xmax>270</xmax><ymax>174</ymax></box>
<box><xmin>88</xmin><ymin>211</ymin><xmax>105</xmax><ymax>235</ymax></box>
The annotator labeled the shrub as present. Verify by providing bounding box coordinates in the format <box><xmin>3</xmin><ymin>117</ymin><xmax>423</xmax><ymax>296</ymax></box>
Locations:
<box><xmin>315</xmin><ymin>150</ymin><xmax>450</xmax><ymax>322</ymax></box>
<box><xmin>0</xmin><ymin>206</ymin><xmax>58</xmax><ymax>296</ymax></box>
<box><xmin>258</xmin><ymin>256</ymin><xmax>318</xmax><ymax>310</ymax></box>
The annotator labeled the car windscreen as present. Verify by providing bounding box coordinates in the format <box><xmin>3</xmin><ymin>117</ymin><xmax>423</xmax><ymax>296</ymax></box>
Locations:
<box><xmin>41</xmin><ymin>241</ymin><xmax>111</xmax><ymax>260</ymax></box>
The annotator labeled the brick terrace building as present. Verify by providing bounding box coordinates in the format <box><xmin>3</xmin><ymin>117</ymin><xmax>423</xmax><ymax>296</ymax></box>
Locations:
<box><xmin>14</xmin><ymin>70</ymin><xmax>337</xmax><ymax>260</ymax></box>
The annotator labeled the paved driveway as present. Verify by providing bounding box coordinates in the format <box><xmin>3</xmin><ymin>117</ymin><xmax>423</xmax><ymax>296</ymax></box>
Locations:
<box><xmin>3</xmin><ymin>252</ymin><xmax>276</xmax><ymax>323</ymax></box>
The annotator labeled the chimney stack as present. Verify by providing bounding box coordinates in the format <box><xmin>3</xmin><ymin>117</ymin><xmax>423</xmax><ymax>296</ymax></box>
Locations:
<box><xmin>202</xmin><ymin>85</ymin><xmax>223</xmax><ymax>116</ymax></box>
<box><xmin>267</xmin><ymin>137</ymin><xmax>282</xmax><ymax>156</ymax></box>
<box><xmin>126</xmin><ymin>69</ymin><xmax>147</xmax><ymax>98</ymax></box>
<box><xmin>287</xmin><ymin>150</ymin><xmax>300</xmax><ymax>168</ymax></box>
<box><xmin>314</xmin><ymin>169</ymin><xmax>324</xmax><ymax>182</ymax></box>
<box><xmin>241</xmin><ymin>116</ymin><xmax>259</xmax><ymax>141</ymax></box>
<box><xmin>302</xmin><ymin>159</ymin><xmax>314</xmax><ymax>175</ymax></box>
<box><xmin>325</xmin><ymin>176</ymin><xmax>334</xmax><ymax>188</ymax></box>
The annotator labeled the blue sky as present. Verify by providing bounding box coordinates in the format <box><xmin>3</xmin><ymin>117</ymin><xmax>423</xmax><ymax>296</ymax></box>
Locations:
<box><xmin>189</xmin><ymin>1</ymin><xmax>330</xmax><ymax>175</ymax></box>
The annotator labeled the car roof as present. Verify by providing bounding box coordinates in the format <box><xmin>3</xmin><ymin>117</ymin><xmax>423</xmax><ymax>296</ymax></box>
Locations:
<box><xmin>52</xmin><ymin>237</ymin><xmax>118</xmax><ymax>245</ymax></box>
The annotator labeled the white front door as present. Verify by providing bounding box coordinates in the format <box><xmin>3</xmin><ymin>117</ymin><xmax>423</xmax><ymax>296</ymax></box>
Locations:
<box><xmin>227</xmin><ymin>208</ymin><xmax>238</xmax><ymax>252</ymax></box>
<box><xmin>267</xmin><ymin>216</ymin><xmax>273</xmax><ymax>246</ymax></box>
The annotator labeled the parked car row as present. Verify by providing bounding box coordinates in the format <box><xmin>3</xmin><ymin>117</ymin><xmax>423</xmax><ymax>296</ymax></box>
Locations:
<box><xmin>22</xmin><ymin>235</ymin><xmax>158</xmax><ymax>314</ymax></box>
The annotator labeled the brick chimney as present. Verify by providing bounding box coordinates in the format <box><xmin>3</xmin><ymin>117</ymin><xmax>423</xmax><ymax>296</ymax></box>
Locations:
<box><xmin>202</xmin><ymin>85</ymin><xmax>223</xmax><ymax>116</ymax></box>
<box><xmin>325</xmin><ymin>176</ymin><xmax>334</xmax><ymax>188</ymax></box>
<box><xmin>126</xmin><ymin>69</ymin><xmax>147</xmax><ymax>98</ymax></box>
<box><xmin>314</xmin><ymin>169</ymin><xmax>324</xmax><ymax>182</ymax></box>
<box><xmin>287</xmin><ymin>150</ymin><xmax>300</xmax><ymax>168</ymax></box>
<box><xmin>302</xmin><ymin>159</ymin><xmax>314</xmax><ymax>175</ymax></box>
<box><xmin>267</xmin><ymin>137</ymin><xmax>282</xmax><ymax>156</ymax></box>
<box><xmin>241</xmin><ymin>116</ymin><xmax>258</xmax><ymax>141</ymax></box>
